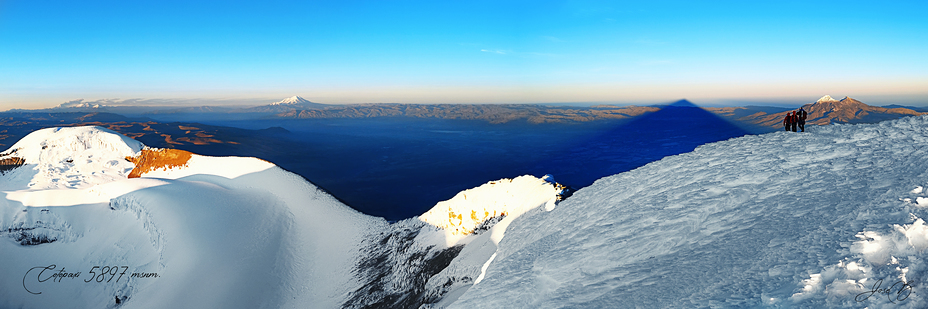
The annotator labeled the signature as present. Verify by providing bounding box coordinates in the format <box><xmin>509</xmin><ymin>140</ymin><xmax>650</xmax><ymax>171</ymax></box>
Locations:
<box><xmin>23</xmin><ymin>264</ymin><xmax>159</xmax><ymax>295</ymax></box>
<box><xmin>855</xmin><ymin>279</ymin><xmax>913</xmax><ymax>303</ymax></box>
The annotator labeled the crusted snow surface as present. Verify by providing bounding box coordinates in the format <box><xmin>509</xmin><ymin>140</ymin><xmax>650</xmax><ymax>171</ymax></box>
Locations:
<box><xmin>450</xmin><ymin>115</ymin><xmax>928</xmax><ymax>308</ymax></box>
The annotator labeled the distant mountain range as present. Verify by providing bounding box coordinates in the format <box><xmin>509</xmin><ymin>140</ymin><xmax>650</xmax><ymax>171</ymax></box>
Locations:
<box><xmin>231</xmin><ymin>96</ymin><xmax>331</xmax><ymax>114</ymax></box>
<box><xmin>6</xmin><ymin>95</ymin><xmax>926</xmax><ymax>127</ymax></box>
<box><xmin>4</xmin><ymin>96</ymin><xmax>330</xmax><ymax>115</ymax></box>
<box><xmin>882</xmin><ymin>104</ymin><xmax>928</xmax><ymax>113</ymax></box>
<box><xmin>707</xmin><ymin>95</ymin><xmax>924</xmax><ymax>128</ymax></box>
<box><xmin>146</xmin><ymin>97</ymin><xmax>662</xmax><ymax>124</ymax></box>
<box><xmin>274</xmin><ymin>103</ymin><xmax>660</xmax><ymax>124</ymax></box>
<box><xmin>0</xmin><ymin>112</ymin><xmax>289</xmax><ymax>154</ymax></box>
<box><xmin>143</xmin><ymin>96</ymin><xmax>330</xmax><ymax>114</ymax></box>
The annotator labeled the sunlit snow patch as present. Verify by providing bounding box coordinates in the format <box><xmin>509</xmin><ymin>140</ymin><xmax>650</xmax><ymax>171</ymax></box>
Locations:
<box><xmin>418</xmin><ymin>175</ymin><xmax>563</xmax><ymax>246</ymax></box>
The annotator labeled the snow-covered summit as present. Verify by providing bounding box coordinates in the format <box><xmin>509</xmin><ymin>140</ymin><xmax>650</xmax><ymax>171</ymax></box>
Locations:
<box><xmin>0</xmin><ymin>126</ymin><xmax>142</xmax><ymax>190</ymax></box>
<box><xmin>816</xmin><ymin>94</ymin><xmax>838</xmax><ymax>103</ymax></box>
<box><xmin>271</xmin><ymin>96</ymin><xmax>312</xmax><ymax>105</ymax></box>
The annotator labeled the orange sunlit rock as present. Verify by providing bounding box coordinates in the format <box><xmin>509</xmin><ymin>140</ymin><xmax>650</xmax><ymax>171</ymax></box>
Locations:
<box><xmin>125</xmin><ymin>148</ymin><xmax>193</xmax><ymax>178</ymax></box>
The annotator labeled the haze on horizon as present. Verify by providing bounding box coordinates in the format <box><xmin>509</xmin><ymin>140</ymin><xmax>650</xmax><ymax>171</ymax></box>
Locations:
<box><xmin>1</xmin><ymin>0</ymin><xmax>926</xmax><ymax>109</ymax></box>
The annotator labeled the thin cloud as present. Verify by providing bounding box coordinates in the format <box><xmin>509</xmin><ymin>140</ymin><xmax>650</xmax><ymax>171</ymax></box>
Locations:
<box><xmin>480</xmin><ymin>49</ymin><xmax>508</xmax><ymax>55</ymax></box>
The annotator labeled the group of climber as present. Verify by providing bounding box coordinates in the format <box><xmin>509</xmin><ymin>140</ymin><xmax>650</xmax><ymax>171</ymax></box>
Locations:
<box><xmin>783</xmin><ymin>107</ymin><xmax>807</xmax><ymax>132</ymax></box>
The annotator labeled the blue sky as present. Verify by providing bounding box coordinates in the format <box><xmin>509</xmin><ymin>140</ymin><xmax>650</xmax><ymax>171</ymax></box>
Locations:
<box><xmin>1</xmin><ymin>0</ymin><xmax>926</xmax><ymax>108</ymax></box>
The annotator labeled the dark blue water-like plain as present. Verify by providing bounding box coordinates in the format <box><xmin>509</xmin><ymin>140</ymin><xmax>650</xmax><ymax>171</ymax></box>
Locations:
<box><xmin>148</xmin><ymin>102</ymin><xmax>763</xmax><ymax>221</ymax></box>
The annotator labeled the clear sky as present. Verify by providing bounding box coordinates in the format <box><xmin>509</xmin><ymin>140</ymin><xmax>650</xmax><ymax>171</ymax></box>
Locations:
<box><xmin>1</xmin><ymin>0</ymin><xmax>926</xmax><ymax>108</ymax></box>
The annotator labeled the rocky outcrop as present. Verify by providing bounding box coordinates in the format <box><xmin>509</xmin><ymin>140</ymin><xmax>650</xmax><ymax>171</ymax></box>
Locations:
<box><xmin>0</xmin><ymin>156</ymin><xmax>24</xmax><ymax>174</ymax></box>
<box><xmin>125</xmin><ymin>148</ymin><xmax>193</xmax><ymax>178</ymax></box>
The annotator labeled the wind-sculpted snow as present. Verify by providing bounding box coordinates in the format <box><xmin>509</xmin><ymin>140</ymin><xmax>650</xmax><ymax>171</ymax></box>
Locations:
<box><xmin>449</xmin><ymin>115</ymin><xmax>928</xmax><ymax>308</ymax></box>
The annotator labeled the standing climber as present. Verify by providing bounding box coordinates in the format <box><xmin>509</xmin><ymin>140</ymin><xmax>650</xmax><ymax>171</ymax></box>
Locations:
<box><xmin>798</xmin><ymin>107</ymin><xmax>807</xmax><ymax>132</ymax></box>
<box><xmin>783</xmin><ymin>111</ymin><xmax>792</xmax><ymax>131</ymax></box>
<box><xmin>791</xmin><ymin>111</ymin><xmax>799</xmax><ymax>132</ymax></box>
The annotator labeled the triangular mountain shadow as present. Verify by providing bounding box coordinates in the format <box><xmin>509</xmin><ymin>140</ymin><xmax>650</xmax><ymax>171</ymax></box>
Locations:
<box><xmin>521</xmin><ymin>99</ymin><xmax>754</xmax><ymax>190</ymax></box>
<box><xmin>622</xmin><ymin>99</ymin><xmax>753</xmax><ymax>139</ymax></box>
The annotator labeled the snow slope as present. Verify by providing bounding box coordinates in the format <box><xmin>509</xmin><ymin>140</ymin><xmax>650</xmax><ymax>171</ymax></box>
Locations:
<box><xmin>0</xmin><ymin>126</ymin><xmax>564</xmax><ymax>309</ymax></box>
<box><xmin>0</xmin><ymin>126</ymin><xmax>387</xmax><ymax>308</ymax></box>
<box><xmin>450</xmin><ymin>115</ymin><xmax>928</xmax><ymax>308</ymax></box>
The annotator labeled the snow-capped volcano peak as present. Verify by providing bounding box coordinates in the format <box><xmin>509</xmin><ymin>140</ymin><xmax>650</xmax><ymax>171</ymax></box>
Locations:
<box><xmin>271</xmin><ymin>96</ymin><xmax>312</xmax><ymax>105</ymax></box>
<box><xmin>816</xmin><ymin>95</ymin><xmax>838</xmax><ymax>103</ymax></box>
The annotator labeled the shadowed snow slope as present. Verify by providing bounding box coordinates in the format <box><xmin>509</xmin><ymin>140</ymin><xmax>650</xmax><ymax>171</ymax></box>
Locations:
<box><xmin>450</xmin><ymin>115</ymin><xmax>928</xmax><ymax>308</ymax></box>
